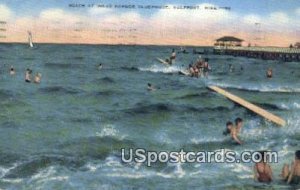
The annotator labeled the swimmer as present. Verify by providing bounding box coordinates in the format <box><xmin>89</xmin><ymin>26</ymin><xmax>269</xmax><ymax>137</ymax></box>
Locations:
<box><xmin>10</xmin><ymin>66</ymin><xmax>15</xmax><ymax>75</ymax></box>
<box><xmin>253</xmin><ymin>151</ymin><xmax>273</xmax><ymax>183</ymax></box>
<box><xmin>25</xmin><ymin>69</ymin><xmax>32</xmax><ymax>83</ymax></box>
<box><xmin>170</xmin><ymin>49</ymin><xmax>176</xmax><ymax>64</ymax></box>
<box><xmin>193</xmin><ymin>66</ymin><xmax>199</xmax><ymax>78</ymax></box>
<box><xmin>203</xmin><ymin>58</ymin><xmax>211</xmax><ymax>77</ymax></box>
<box><xmin>235</xmin><ymin>117</ymin><xmax>243</xmax><ymax>134</ymax></box>
<box><xmin>197</xmin><ymin>55</ymin><xmax>203</xmax><ymax>62</ymax></box>
<box><xmin>230</xmin><ymin>118</ymin><xmax>243</xmax><ymax>145</ymax></box>
<box><xmin>188</xmin><ymin>64</ymin><xmax>195</xmax><ymax>77</ymax></box>
<box><xmin>165</xmin><ymin>58</ymin><xmax>171</xmax><ymax>65</ymax></box>
<box><xmin>98</xmin><ymin>64</ymin><xmax>103</xmax><ymax>70</ymax></box>
<box><xmin>266</xmin><ymin>68</ymin><xmax>272</xmax><ymax>78</ymax></box>
<box><xmin>229</xmin><ymin>64</ymin><xmax>234</xmax><ymax>72</ymax></box>
<box><xmin>147</xmin><ymin>83</ymin><xmax>156</xmax><ymax>91</ymax></box>
<box><xmin>223</xmin><ymin>121</ymin><xmax>233</xmax><ymax>136</ymax></box>
<box><xmin>282</xmin><ymin>150</ymin><xmax>300</xmax><ymax>184</ymax></box>
<box><xmin>34</xmin><ymin>73</ymin><xmax>42</xmax><ymax>84</ymax></box>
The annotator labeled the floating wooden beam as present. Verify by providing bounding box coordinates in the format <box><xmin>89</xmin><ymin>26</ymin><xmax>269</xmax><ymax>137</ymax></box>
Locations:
<box><xmin>156</xmin><ymin>57</ymin><xmax>170</xmax><ymax>66</ymax></box>
<box><xmin>208</xmin><ymin>86</ymin><xmax>286</xmax><ymax>126</ymax></box>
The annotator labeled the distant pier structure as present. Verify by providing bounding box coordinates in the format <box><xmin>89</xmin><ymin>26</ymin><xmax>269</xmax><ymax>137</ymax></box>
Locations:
<box><xmin>213</xmin><ymin>36</ymin><xmax>300</xmax><ymax>62</ymax></box>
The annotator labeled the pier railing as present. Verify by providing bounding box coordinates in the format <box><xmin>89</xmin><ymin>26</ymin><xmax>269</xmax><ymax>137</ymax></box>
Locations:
<box><xmin>214</xmin><ymin>46</ymin><xmax>300</xmax><ymax>54</ymax></box>
<box><xmin>213</xmin><ymin>46</ymin><xmax>300</xmax><ymax>61</ymax></box>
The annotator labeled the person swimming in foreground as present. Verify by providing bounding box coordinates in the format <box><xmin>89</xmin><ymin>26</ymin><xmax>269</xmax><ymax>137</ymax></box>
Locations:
<box><xmin>223</xmin><ymin>118</ymin><xmax>243</xmax><ymax>145</ymax></box>
<box><xmin>253</xmin><ymin>151</ymin><xmax>273</xmax><ymax>183</ymax></box>
<box><xmin>281</xmin><ymin>150</ymin><xmax>300</xmax><ymax>185</ymax></box>
<box><xmin>223</xmin><ymin>121</ymin><xmax>233</xmax><ymax>136</ymax></box>
<box><xmin>25</xmin><ymin>69</ymin><xmax>32</xmax><ymax>83</ymax></box>
<box><xmin>10</xmin><ymin>66</ymin><xmax>15</xmax><ymax>75</ymax></box>
<box><xmin>147</xmin><ymin>83</ymin><xmax>156</xmax><ymax>91</ymax></box>
<box><xmin>34</xmin><ymin>73</ymin><xmax>42</xmax><ymax>84</ymax></box>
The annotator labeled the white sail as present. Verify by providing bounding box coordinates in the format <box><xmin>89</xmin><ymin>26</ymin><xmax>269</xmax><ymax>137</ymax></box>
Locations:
<box><xmin>28</xmin><ymin>31</ymin><xmax>33</xmax><ymax>48</ymax></box>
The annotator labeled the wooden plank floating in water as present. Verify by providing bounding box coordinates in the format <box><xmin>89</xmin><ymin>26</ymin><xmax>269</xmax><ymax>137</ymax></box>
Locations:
<box><xmin>208</xmin><ymin>86</ymin><xmax>286</xmax><ymax>126</ymax></box>
<box><xmin>156</xmin><ymin>57</ymin><xmax>170</xmax><ymax>66</ymax></box>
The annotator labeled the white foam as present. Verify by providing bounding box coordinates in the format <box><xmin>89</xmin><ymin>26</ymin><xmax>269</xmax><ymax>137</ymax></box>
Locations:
<box><xmin>227</xmin><ymin>163</ymin><xmax>252</xmax><ymax>173</ymax></box>
<box><xmin>279</xmin><ymin>102</ymin><xmax>300</xmax><ymax>110</ymax></box>
<box><xmin>31</xmin><ymin>166</ymin><xmax>56</xmax><ymax>180</ymax></box>
<box><xmin>237</xmin><ymin>174</ymin><xmax>253</xmax><ymax>179</ymax></box>
<box><xmin>1</xmin><ymin>178</ymin><xmax>23</xmax><ymax>183</ymax></box>
<box><xmin>85</xmin><ymin>162</ymin><xmax>102</xmax><ymax>172</ymax></box>
<box><xmin>104</xmin><ymin>156</ymin><xmax>122</xmax><ymax>167</ymax></box>
<box><xmin>95</xmin><ymin>124</ymin><xmax>126</xmax><ymax>140</ymax></box>
<box><xmin>106</xmin><ymin>172</ymin><xmax>147</xmax><ymax>179</ymax></box>
<box><xmin>0</xmin><ymin>162</ymin><xmax>20</xmax><ymax>178</ymax></box>
<box><xmin>190</xmin><ymin>137</ymin><xmax>224</xmax><ymax>144</ymax></box>
<box><xmin>173</xmin><ymin>163</ymin><xmax>185</xmax><ymax>178</ymax></box>
<box><xmin>139</xmin><ymin>65</ymin><xmax>183</xmax><ymax>74</ymax></box>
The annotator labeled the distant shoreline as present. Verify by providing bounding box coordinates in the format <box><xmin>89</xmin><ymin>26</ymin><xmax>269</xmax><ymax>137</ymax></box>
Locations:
<box><xmin>0</xmin><ymin>42</ymin><xmax>213</xmax><ymax>48</ymax></box>
<box><xmin>0</xmin><ymin>42</ymin><xmax>294</xmax><ymax>49</ymax></box>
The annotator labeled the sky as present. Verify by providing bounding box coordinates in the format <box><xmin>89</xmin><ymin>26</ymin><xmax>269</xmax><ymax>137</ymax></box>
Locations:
<box><xmin>0</xmin><ymin>0</ymin><xmax>299</xmax><ymax>46</ymax></box>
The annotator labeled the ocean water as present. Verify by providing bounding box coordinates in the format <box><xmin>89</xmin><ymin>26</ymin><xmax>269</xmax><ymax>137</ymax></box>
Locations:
<box><xmin>0</xmin><ymin>44</ymin><xmax>299</xmax><ymax>190</ymax></box>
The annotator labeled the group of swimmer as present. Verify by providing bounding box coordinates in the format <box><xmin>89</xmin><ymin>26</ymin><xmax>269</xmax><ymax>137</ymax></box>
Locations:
<box><xmin>223</xmin><ymin>118</ymin><xmax>300</xmax><ymax>184</ymax></box>
<box><xmin>253</xmin><ymin>150</ymin><xmax>300</xmax><ymax>184</ymax></box>
<box><xmin>223</xmin><ymin>118</ymin><xmax>244</xmax><ymax>145</ymax></box>
<box><xmin>187</xmin><ymin>56</ymin><xmax>211</xmax><ymax>78</ymax></box>
<box><xmin>163</xmin><ymin>49</ymin><xmax>212</xmax><ymax>77</ymax></box>
<box><xmin>228</xmin><ymin>63</ymin><xmax>273</xmax><ymax>79</ymax></box>
<box><xmin>9</xmin><ymin>66</ymin><xmax>42</xmax><ymax>84</ymax></box>
<box><xmin>7</xmin><ymin>63</ymin><xmax>103</xmax><ymax>84</ymax></box>
<box><xmin>163</xmin><ymin>48</ymin><xmax>274</xmax><ymax>80</ymax></box>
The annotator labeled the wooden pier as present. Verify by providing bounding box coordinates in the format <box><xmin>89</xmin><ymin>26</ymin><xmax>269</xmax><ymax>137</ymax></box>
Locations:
<box><xmin>213</xmin><ymin>46</ymin><xmax>300</xmax><ymax>62</ymax></box>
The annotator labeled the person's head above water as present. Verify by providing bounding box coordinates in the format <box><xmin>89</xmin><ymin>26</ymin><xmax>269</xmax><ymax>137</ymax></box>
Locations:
<box><xmin>295</xmin><ymin>150</ymin><xmax>300</xmax><ymax>160</ymax></box>
<box><xmin>226</xmin><ymin>121</ymin><xmax>233</xmax><ymax>127</ymax></box>
<box><xmin>235</xmin><ymin>117</ymin><xmax>243</xmax><ymax>126</ymax></box>
<box><xmin>223</xmin><ymin>121</ymin><xmax>233</xmax><ymax>136</ymax></box>
<box><xmin>147</xmin><ymin>83</ymin><xmax>152</xmax><ymax>87</ymax></box>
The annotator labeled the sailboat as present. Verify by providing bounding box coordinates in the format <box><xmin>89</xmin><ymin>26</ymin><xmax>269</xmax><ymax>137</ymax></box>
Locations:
<box><xmin>28</xmin><ymin>31</ymin><xmax>34</xmax><ymax>48</ymax></box>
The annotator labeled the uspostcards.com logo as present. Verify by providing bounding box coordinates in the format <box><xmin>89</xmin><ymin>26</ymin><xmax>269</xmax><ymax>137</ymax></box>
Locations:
<box><xmin>121</xmin><ymin>148</ymin><xmax>278</xmax><ymax>167</ymax></box>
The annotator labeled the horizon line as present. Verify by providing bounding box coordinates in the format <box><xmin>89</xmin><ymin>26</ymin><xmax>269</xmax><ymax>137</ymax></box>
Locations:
<box><xmin>0</xmin><ymin>41</ymin><xmax>291</xmax><ymax>48</ymax></box>
<box><xmin>0</xmin><ymin>41</ymin><xmax>214</xmax><ymax>47</ymax></box>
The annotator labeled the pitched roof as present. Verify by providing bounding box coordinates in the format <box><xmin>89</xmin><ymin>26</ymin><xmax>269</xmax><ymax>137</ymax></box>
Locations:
<box><xmin>216</xmin><ymin>36</ymin><xmax>244</xmax><ymax>42</ymax></box>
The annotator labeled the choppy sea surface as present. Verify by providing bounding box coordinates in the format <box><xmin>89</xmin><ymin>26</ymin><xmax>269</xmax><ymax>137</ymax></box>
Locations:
<box><xmin>0</xmin><ymin>44</ymin><xmax>299</xmax><ymax>190</ymax></box>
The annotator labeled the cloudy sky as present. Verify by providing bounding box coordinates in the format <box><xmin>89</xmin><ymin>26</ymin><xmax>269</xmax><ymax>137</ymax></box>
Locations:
<box><xmin>0</xmin><ymin>0</ymin><xmax>299</xmax><ymax>46</ymax></box>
